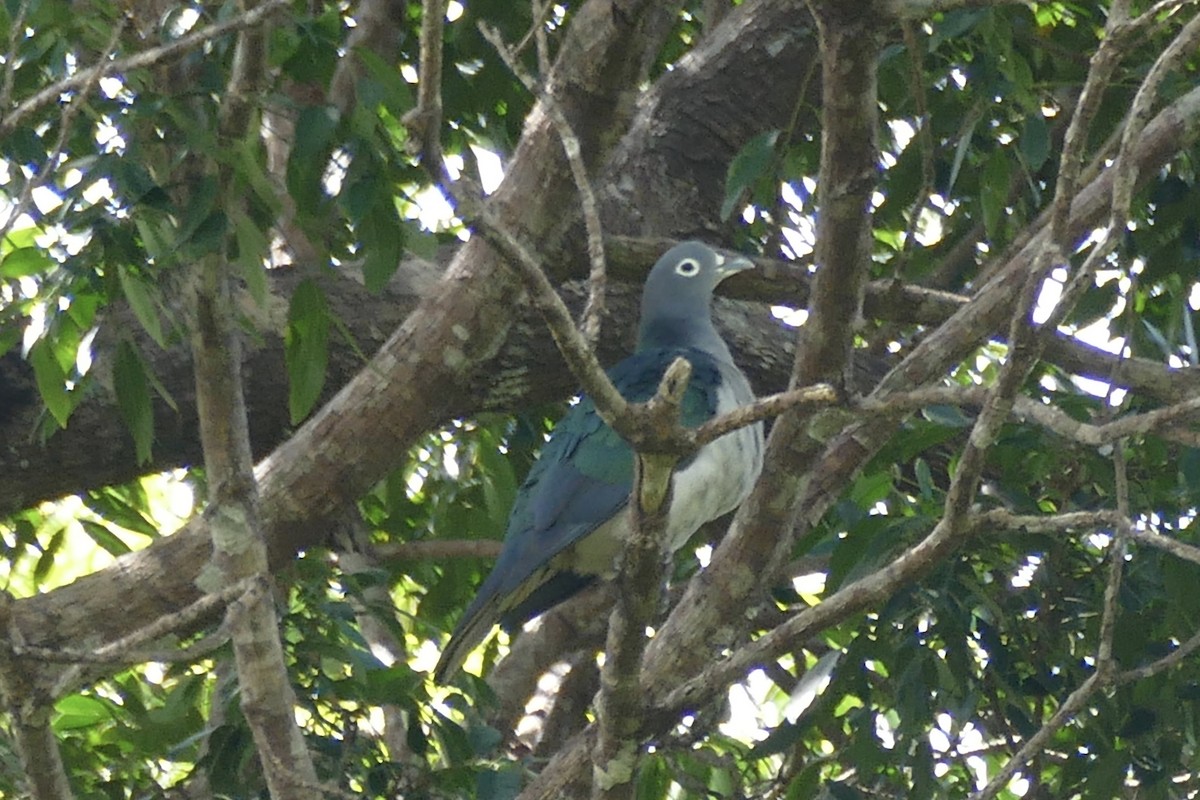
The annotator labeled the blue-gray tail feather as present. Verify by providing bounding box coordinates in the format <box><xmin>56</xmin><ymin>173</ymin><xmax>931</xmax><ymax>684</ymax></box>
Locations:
<box><xmin>432</xmin><ymin>570</ymin><xmax>597</xmax><ymax>682</ymax></box>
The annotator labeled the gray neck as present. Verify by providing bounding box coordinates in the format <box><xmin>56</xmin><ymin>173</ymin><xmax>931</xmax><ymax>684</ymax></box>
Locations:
<box><xmin>636</xmin><ymin>313</ymin><xmax>735</xmax><ymax>363</ymax></box>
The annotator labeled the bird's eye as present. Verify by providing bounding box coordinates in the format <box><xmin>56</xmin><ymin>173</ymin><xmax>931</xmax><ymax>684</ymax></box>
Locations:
<box><xmin>675</xmin><ymin>258</ymin><xmax>701</xmax><ymax>277</ymax></box>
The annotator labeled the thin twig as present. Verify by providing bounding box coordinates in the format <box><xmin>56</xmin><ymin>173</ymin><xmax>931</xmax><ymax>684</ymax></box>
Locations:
<box><xmin>1116</xmin><ymin>623</ymin><xmax>1200</xmax><ymax>683</ymax></box>
<box><xmin>0</xmin><ymin>19</ymin><xmax>126</xmax><ymax>246</ymax></box>
<box><xmin>973</xmin><ymin>522</ymin><xmax>1130</xmax><ymax>800</ymax></box>
<box><xmin>693</xmin><ymin>383</ymin><xmax>839</xmax><ymax>444</ymax></box>
<box><xmin>1134</xmin><ymin>0</ymin><xmax>1196</xmax><ymax>23</ymax></box>
<box><xmin>41</xmin><ymin>578</ymin><xmax>259</xmax><ymax>697</ymax></box>
<box><xmin>401</xmin><ymin>0</ymin><xmax>446</xmax><ymax>168</ymax></box>
<box><xmin>450</xmin><ymin>174</ymin><xmax>632</xmax><ymax>433</ymax></box>
<box><xmin>1010</xmin><ymin>393</ymin><xmax>1200</xmax><ymax>447</ymax></box>
<box><xmin>893</xmin><ymin>20</ymin><xmax>935</xmax><ymax>278</ymax></box>
<box><xmin>479</xmin><ymin>22</ymin><xmax>609</xmax><ymax>346</ymax></box>
<box><xmin>972</xmin><ymin>672</ymin><xmax>1104</xmax><ymax>799</ymax></box>
<box><xmin>973</xmin><ymin>508</ymin><xmax>1126</xmax><ymax>535</ymax></box>
<box><xmin>0</xmin><ymin>0</ymin><xmax>289</xmax><ymax>137</ymax></box>
<box><xmin>768</xmin><ymin>57</ymin><xmax>819</xmax><ymax>258</ymax></box>
<box><xmin>1128</xmin><ymin>529</ymin><xmax>1200</xmax><ymax>568</ymax></box>
<box><xmin>373</xmin><ymin>538</ymin><xmax>502</xmax><ymax>561</ymax></box>
<box><xmin>0</xmin><ymin>0</ymin><xmax>31</xmax><ymax>112</ymax></box>
<box><xmin>513</xmin><ymin>0</ymin><xmax>556</xmax><ymax>65</ymax></box>
<box><xmin>1044</xmin><ymin>8</ymin><xmax>1200</xmax><ymax>334</ymax></box>
<box><xmin>956</xmin><ymin>9</ymin><xmax>1150</xmax><ymax>792</ymax></box>
<box><xmin>532</xmin><ymin>0</ymin><xmax>552</xmax><ymax>76</ymax></box>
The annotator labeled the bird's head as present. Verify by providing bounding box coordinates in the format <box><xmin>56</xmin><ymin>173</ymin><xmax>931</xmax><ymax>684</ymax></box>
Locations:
<box><xmin>637</xmin><ymin>241</ymin><xmax>754</xmax><ymax>349</ymax></box>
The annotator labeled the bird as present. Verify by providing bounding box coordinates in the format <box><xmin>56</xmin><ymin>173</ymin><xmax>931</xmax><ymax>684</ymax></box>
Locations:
<box><xmin>433</xmin><ymin>241</ymin><xmax>764</xmax><ymax>682</ymax></box>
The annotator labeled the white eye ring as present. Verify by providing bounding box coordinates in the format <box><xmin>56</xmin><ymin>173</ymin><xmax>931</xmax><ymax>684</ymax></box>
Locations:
<box><xmin>675</xmin><ymin>258</ymin><xmax>701</xmax><ymax>277</ymax></box>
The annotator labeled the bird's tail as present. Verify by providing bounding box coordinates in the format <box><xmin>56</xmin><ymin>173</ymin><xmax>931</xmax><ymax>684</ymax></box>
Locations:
<box><xmin>432</xmin><ymin>567</ymin><xmax>593</xmax><ymax>682</ymax></box>
<box><xmin>432</xmin><ymin>591</ymin><xmax>502</xmax><ymax>683</ymax></box>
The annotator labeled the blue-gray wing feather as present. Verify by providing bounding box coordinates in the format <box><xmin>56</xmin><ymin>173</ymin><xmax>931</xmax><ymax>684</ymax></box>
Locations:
<box><xmin>433</xmin><ymin>347</ymin><xmax>725</xmax><ymax>680</ymax></box>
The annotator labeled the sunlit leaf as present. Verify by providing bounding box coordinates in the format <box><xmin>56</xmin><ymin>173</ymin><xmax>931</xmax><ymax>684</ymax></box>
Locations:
<box><xmin>28</xmin><ymin>337</ymin><xmax>71</xmax><ymax>427</ymax></box>
<box><xmin>118</xmin><ymin>265</ymin><xmax>167</xmax><ymax>347</ymax></box>
<box><xmin>53</xmin><ymin>695</ymin><xmax>113</xmax><ymax>732</ymax></box>
<box><xmin>0</xmin><ymin>246</ymin><xmax>52</xmax><ymax>278</ymax></box>
<box><xmin>79</xmin><ymin>519</ymin><xmax>132</xmax><ymax>556</ymax></box>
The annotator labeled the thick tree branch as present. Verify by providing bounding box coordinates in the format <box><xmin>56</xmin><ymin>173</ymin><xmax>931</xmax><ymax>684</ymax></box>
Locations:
<box><xmin>593</xmin><ymin>358</ymin><xmax>690</xmax><ymax>799</ymax></box>
<box><xmin>638</xmin><ymin>0</ymin><xmax>884</xmax><ymax>711</ymax></box>
<box><xmin>0</xmin><ymin>594</ymin><xmax>75</xmax><ymax>800</ymax></box>
<box><xmin>183</xmin><ymin>12</ymin><xmax>321</xmax><ymax>795</ymax></box>
<box><xmin>518</xmin><ymin>12</ymin><xmax>1200</xmax><ymax>798</ymax></box>
<box><xmin>8</xmin><ymin>0</ymin><xmax>683</xmax><ymax>694</ymax></box>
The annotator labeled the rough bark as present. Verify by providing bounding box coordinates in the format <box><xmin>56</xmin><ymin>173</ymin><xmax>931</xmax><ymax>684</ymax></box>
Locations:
<box><xmin>4</xmin><ymin>0</ymin><xmax>1200</xmax><ymax>727</ymax></box>
<box><xmin>5</xmin><ymin>0</ymin><xmax>690</xmax><ymax>684</ymax></box>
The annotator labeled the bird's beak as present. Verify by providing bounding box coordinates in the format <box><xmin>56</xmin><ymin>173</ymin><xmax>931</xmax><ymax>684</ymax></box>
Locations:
<box><xmin>715</xmin><ymin>253</ymin><xmax>756</xmax><ymax>280</ymax></box>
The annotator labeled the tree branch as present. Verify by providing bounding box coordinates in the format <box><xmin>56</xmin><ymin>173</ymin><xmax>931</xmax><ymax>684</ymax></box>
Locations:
<box><xmin>399</xmin><ymin>0</ymin><xmax>446</xmax><ymax>167</ymax></box>
<box><xmin>638</xmin><ymin>0</ymin><xmax>885</xmax><ymax>706</ymax></box>
<box><xmin>0</xmin><ymin>593</ymin><xmax>75</xmax><ymax>800</ymax></box>
<box><xmin>190</xmin><ymin>10</ymin><xmax>320</xmax><ymax>794</ymax></box>
<box><xmin>592</xmin><ymin>357</ymin><xmax>691</xmax><ymax>800</ymax></box>
<box><xmin>478</xmin><ymin>22</ymin><xmax>611</xmax><ymax>346</ymax></box>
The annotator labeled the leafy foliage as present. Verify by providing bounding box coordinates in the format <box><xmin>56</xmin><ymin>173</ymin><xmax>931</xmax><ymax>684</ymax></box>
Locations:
<box><xmin>3</xmin><ymin>1</ymin><xmax>1200</xmax><ymax>799</ymax></box>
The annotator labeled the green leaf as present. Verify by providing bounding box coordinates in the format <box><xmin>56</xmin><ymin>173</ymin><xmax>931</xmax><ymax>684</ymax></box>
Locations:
<box><xmin>229</xmin><ymin>137</ymin><xmax>283</xmax><ymax>215</ymax></box>
<box><xmin>721</xmin><ymin>129</ymin><xmax>779</xmax><ymax>221</ymax></box>
<box><xmin>85</xmin><ymin>486</ymin><xmax>161</xmax><ymax>539</ymax></box>
<box><xmin>636</xmin><ymin>756</ymin><xmax>673</xmax><ymax>800</ymax></box>
<box><xmin>403</xmin><ymin>220</ymin><xmax>440</xmax><ymax>260</ymax></box>
<box><xmin>360</xmin><ymin>200</ymin><xmax>405</xmax><ymax>293</ymax></box>
<box><xmin>287</xmin><ymin>105</ymin><xmax>339</xmax><ymax>216</ymax></box>
<box><xmin>29</xmin><ymin>337</ymin><xmax>71</xmax><ymax>427</ymax></box>
<box><xmin>54</xmin><ymin>694</ymin><xmax>113</xmax><ymax>732</ymax></box>
<box><xmin>233</xmin><ymin>214</ymin><xmax>269</xmax><ymax>305</ymax></box>
<box><xmin>980</xmin><ymin>149</ymin><xmax>1010</xmax><ymax>239</ymax></box>
<box><xmin>0</xmin><ymin>225</ymin><xmax>39</xmax><ymax>252</ymax></box>
<box><xmin>1021</xmin><ymin>112</ymin><xmax>1050</xmax><ymax>172</ymax></box>
<box><xmin>920</xmin><ymin>404</ymin><xmax>973</xmax><ymax>428</ymax></box>
<box><xmin>475</xmin><ymin>764</ymin><xmax>522</xmax><ymax>800</ymax></box>
<box><xmin>946</xmin><ymin>113</ymin><xmax>980</xmax><ymax>195</ymax></box>
<box><xmin>133</xmin><ymin>216</ymin><xmax>175</xmax><ymax>262</ymax></box>
<box><xmin>914</xmin><ymin>457</ymin><xmax>934</xmax><ymax>500</ymax></box>
<box><xmin>285</xmin><ymin>279</ymin><xmax>331</xmax><ymax>423</ymax></box>
<box><xmin>79</xmin><ymin>519</ymin><xmax>133</xmax><ymax>556</ymax></box>
<box><xmin>929</xmin><ymin>8</ymin><xmax>988</xmax><ymax>49</ymax></box>
<box><xmin>33</xmin><ymin>524</ymin><xmax>66</xmax><ymax>584</ymax></box>
<box><xmin>0</xmin><ymin>246</ymin><xmax>52</xmax><ymax>278</ymax></box>
<box><xmin>175</xmin><ymin>174</ymin><xmax>218</xmax><ymax>246</ymax></box>
<box><xmin>355</xmin><ymin>48</ymin><xmax>415</xmax><ymax>115</ymax></box>
<box><xmin>0</xmin><ymin>324</ymin><xmax>21</xmax><ymax>359</ymax></box>
<box><xmin>118</xmin><ymin>265</ymin><xmax>167</xmax><ymax>347</ymax></box>
<box><xmin>114</xmin><ymin>340</ymin><xmax>154</xmax><ymax>464</ymax></box>
<box><xmin>406</xmin><ymin>714</ymin><xmax>429</xmax><ymax>756</ymax></box>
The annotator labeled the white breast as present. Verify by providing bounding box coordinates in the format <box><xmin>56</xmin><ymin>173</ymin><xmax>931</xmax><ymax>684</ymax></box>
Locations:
<box><xmin>665</xmin><ymin>376</ymin><xmax>764</xmax><ymax>552</ymax></box>
<box><xmin>561</xmin><ymin>368</ymin><xmax>764</xmax><ymax>575</ymax></box>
